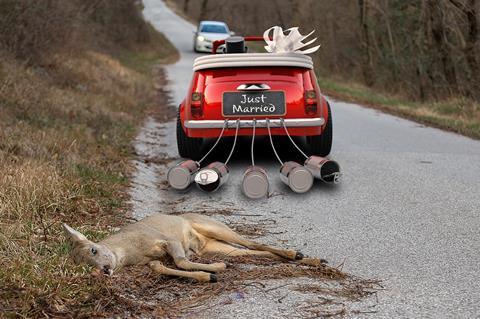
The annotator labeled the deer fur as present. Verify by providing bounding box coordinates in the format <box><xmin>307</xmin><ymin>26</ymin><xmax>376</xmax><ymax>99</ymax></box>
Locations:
<box><xmin>63</xmin><ymin>213</ymin><xmax>324</xmax><ymax>282</ymax></box>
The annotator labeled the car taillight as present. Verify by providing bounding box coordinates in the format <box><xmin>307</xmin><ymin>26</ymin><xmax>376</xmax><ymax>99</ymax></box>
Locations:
<box><xmin>304</xmin><ymin>90</ymin><xmax>317</xmax><ymax>115</ymax></box>
<box><xmin>191</xmin><ymin>92</ymin><xmax>203</xmax><ymax>118</ymax></box>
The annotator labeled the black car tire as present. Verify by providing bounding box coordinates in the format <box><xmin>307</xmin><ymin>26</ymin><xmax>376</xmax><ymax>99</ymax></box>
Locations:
<box><xmin>306</xmin><ymin>102</ymin><xmax>333</xmax><ymax>157</ymax></box>
<box><xmin>176</xmin><ymin>109</ymin><xmax>203</xmax><ymax>160</ymax></box>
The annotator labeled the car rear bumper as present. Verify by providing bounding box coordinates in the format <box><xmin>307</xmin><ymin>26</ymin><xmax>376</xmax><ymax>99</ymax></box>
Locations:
<box><xmin>184</xmin><ymin>118</ymin><xmax>325</xmax><ymax>129</ymax></box>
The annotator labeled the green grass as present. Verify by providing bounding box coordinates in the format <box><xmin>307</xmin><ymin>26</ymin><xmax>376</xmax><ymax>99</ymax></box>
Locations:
<box><xmin>76</xmin><ymin>164</ymin><xmax>127</xmax><ymax>186</ymax></box>
<box><xmin>319</xmin><ymin>77</ymin><xmax>408</xmax><ymax>107</ymax></box>
<box><xmin>318</xmin><ymin>76</ymin><xmax>480</xmax><ymax>139</ymax></box>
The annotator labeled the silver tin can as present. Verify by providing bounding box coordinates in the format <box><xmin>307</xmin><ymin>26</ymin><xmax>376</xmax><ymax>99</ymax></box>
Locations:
<box><xmin>279</xmin><ymin>161</ymin><xmax>313</xmax><ymax>193</ymax></box>
<box><xmin>167</xmin><ymin>160</ymin><xmax>200</xmax><ymax>190</ymax></box>
<box><xmin>304</xmin><ymin>156</ymin><xmax>341</xmax><ymax>183</ymax></box>
<box><xmin>242</xmin><ymin>166</ymin><xmax>269</xmax><ymax>199</ymax></box>
<box><xmin>195</xmin><ymin>161</ymin><xmax>229</xmax><ymax>192</ymax></box>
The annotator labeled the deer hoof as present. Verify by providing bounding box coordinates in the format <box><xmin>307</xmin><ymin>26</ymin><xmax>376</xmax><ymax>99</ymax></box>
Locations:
<box><xmin>320</xmin><ymin>258</ymin><xmax>328</xmax><ymax>264</ymax></box>
<box><xmin>295</xmin><ymin>251</ymin><xmax>304</xmax><ymax>260</ymax></box>
<box><xmin>209</xmin><ymin>274</ymin><xmax>218</xmax><ymax>283</ymax></box>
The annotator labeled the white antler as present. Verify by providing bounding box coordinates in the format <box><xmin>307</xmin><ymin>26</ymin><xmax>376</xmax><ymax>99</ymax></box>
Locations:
<box><xmin>263</xmin><ymin>26</ymin><xmax>320</xmax><ymax>54</ymax></box>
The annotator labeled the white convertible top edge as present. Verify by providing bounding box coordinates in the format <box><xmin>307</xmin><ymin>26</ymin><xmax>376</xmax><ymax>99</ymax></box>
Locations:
<box><xmin>193</xmin><ymin>53</ymin><xmax>313</xmax><ymax>71</ymax></box>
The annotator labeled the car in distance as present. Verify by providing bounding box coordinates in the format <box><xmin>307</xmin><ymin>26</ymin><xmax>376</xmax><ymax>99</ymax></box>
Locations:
<box><xmin>178</xmin><ymin>37</ymin><xmax>332</xmax><ymax>160</ymax></box>
<box><xmin>193</xmin><ymin>21</ymin><xmax>232</xmax><ymax>53</ymax></box>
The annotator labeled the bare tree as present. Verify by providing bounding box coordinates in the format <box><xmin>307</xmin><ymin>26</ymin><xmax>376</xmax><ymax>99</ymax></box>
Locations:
<box><xmin>174</xmin><ymin>0</ymin><xmax>480</xmax><ymax>102</ymax></box>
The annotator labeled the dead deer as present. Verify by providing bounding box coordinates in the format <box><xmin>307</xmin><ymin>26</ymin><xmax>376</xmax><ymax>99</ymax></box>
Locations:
<box><xmin>63</xmin><ymin>213</ymin><xmax>325</xmax><ymax>282</ymax></box>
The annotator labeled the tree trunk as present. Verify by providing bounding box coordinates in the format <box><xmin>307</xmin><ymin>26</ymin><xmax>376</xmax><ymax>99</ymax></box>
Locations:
<box><xmin>183</xmin><ymin>0</ymin><xmax>190</xmax><ymax>14</ymax></box>
<box><xmin>428</xmin><ymin>0</ymin><xmax>458</xmax><ymax>96</ymax></box>
<box><xmin>199</xmin><ymin>0</ymin><xmax>209</xmax><ymax>21</ymax></box>
<box><xmin>358</xmin><ymin>0</ymin><xmax>375</xmax><ymax>86</ymax></box>
<box><xmin>449</xmin><ymin>0</ymin><xmax>479</xmax><ymax>98</ymax></box>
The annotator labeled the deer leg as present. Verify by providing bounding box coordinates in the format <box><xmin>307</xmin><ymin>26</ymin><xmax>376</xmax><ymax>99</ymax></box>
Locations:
<box><xmin>167</xmin><ymin>240</ymin><xmax>226</xmax><ymax>273</ymax></box>
<box><xmin>149</xmin><ymin>261</ymin><xmax>216</xmax><ymax>282</ymax></box>
<box><xmin>189</xmin><ymin>217</ymin><xmax>302</xmax><ymax>260</ymax></box>
<box><xmin>199</xmin><ymin>239</ymin><xmax>282</xmax><ymax>259</ymax></box>
<box><xmin>200</xmin><ymin>240</ymin><xmax>328</xmax><ymax>266</ymax></box>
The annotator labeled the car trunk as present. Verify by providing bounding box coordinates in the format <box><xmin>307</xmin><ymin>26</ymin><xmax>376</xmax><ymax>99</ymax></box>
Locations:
<box><xmin>201</xmin><ymin>67</ymin><xmax>308</xmax><ymax>120</ymax></box>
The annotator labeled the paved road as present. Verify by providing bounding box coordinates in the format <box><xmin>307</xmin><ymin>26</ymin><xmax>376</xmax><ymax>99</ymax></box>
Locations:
<box><xmin>141</xmin><ymin>1</ymin><xmax>480</xmax><ymax>317</ymax></box>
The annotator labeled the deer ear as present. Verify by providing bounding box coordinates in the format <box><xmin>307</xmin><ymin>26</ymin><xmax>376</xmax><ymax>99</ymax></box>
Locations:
<box><xmin>63</xmin><ymin>223</ymin><xmax>89</xmax><ymax>244</ymax></box>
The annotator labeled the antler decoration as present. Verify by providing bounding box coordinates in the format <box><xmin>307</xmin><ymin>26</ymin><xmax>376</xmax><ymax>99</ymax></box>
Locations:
<box><xmin>263</xmin><ymin>26</ymin><xmax>320</xmax><ymax>54</ymax></box>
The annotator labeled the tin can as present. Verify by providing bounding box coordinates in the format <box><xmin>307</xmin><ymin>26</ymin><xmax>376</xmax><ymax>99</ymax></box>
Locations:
<box><xmin>279</xmin><ymin>161</ymin><xmax>313</xmax><ymax>193</ymax></box>
<box><xmin>304</xmin><ymin>156</ymin><xmax>341</xmax><ymax>183</ymax></box>
<box><xmin>167</xmin><ymin>160</ymin><xmax>200</xmax><ymax>190</ymax></box>
<box><xmin>195</xmin><ymin>162</ymin><xmax>229</xmax><ymax>192</ymax></box>
<box><xmin>242</xmin><ymin>166</ymin><xmax>269</xmax><ymax>199</ymax></box>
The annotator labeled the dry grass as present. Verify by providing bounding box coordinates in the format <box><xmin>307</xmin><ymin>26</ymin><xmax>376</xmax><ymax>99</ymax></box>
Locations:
<box><xmin>0</xmin><ymin>1</ymin><xmax>177</xmax><ymax>313</ymax></box>
<box><xmin>84</xmin><ymin>254</ymin><xmax>381</xmax><ymax>318</ymax></box>
<box><xmin>0</xmin><ymin>51</ymin><xmax>143</xmax><ymax>317</ymax></box>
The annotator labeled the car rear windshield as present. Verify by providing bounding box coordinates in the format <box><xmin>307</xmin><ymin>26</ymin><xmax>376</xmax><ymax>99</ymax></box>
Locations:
<box><xmin>200</xmin><ymin>24</ymin><xmax>228</xmax><ymax>33</ymax></box>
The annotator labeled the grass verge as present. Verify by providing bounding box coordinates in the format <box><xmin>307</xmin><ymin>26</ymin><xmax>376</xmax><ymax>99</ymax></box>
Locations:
<box><xmin>319</xmin><ymin>77</ymin><xmax>480</xmax><ymax>139</ymax></box>
<box><xmin>0</xmin><ymin>25</ymin><xmax>177</xmax><ymax>319</ymax></box>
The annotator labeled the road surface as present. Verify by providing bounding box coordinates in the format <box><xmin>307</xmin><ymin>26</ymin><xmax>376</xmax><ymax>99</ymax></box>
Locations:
<box><xmin>137</xmin><ymin>1</ymin><xmax>480</xmax><ymax>317</ymax></box>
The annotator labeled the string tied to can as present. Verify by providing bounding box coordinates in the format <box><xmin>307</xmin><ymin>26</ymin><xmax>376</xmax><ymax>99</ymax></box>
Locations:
<box><xmin>242</xmin><ymin>119</ymin><xmax>270</xmax><ymax>199</ymax></box>
<box><xmin>194</xmin><ymin>119</ymin><xmax>240</xmax><ymax>192</ymax></box>
<box><xmin>267</xmin><ymin>119</ymin><xmax>313</xmax><ymax>193</ymax></box>
<box><xmin>280</xmin><ymin>118</ymin><xmax>341</xmax><ymax>184</ymax></box>
<box><xmin>197</xmin><ymin>119</ymin><xmax>229</xmax><ymax>165</ymax></box>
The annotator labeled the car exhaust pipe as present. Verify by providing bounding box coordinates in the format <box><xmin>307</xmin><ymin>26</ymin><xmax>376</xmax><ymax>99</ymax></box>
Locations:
<box><xmin>167</xmin><ymin>160</ymin><xmax>200</xmax><ymax>190</ymax></box>
<box><xmin>242</xmin><ymin>166</ymin><xmax>269</xmax><ymax>199</ymax></box>
<box><xmin>304</xmin><ymin>156</ymin><xmax>341</xmax><ymax>183</ymax></box>
<box><xmin>279</xmin><ymin>161</ymin><xmax>314</xmax><ymax>193</ymax></box>
<box><xmin>195</xmin><ymin>161</ymin><xmax>229</xmax><ymax>192</ymax></box>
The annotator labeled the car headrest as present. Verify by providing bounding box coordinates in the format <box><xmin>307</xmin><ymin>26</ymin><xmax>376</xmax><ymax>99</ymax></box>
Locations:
<box><xmin>224</xmin><ymin>36</ymin><xmax>247</xmax><ymax>53</ymax></box>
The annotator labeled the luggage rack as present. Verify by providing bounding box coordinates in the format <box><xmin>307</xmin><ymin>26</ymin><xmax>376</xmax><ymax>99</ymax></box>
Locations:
<box><xmin>191</xmin><ymin>37</ymin><xmax>314</xmax><ymax>71</ymax></box>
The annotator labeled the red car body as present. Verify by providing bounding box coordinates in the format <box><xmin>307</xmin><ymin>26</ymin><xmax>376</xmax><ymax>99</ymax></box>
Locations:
<box><xmin>180</xmin><ymin>67</ymin><xmax>328</xmax><ymax>138</ymax></box>
<box><xmin>177</xmin><ymin>37</ymin><xmax>332</xmax><ymax>160</ymax></box>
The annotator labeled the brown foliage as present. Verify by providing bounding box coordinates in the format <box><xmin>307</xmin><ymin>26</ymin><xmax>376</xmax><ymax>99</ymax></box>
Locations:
<box><xmin>171</xmin><ymin>0</ymin><xmax>480</xmax><ymax>101</ymax></box>
<box><xmin>0</xmin><ymin>0</ymin><xmax>77</xmax><ymax>63</ymax></box>
<box><xmin>0</xmin><ymin>0</ymin><xmax>151</xmax><ymax>65</ymax></box>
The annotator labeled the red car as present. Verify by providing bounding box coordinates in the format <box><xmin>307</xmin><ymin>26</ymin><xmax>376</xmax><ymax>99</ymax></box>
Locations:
<box><xmin>177</xmin><ymin>37</ymin><xmax>332</xmax><ymax>160</ymax></box>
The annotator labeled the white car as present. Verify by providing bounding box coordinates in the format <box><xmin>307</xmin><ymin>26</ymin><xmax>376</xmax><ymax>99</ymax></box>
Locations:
<box><xmin>193</xmin><ymin>21</ymin><xmax>233</xmax><ymax>53</ymax></box>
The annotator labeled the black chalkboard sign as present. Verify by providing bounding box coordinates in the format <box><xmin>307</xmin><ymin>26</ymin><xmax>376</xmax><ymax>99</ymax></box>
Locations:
<box><xmin>222</xmin><ymin>91</ymin><xmax>286</xmax><ymax>117</ymax></box>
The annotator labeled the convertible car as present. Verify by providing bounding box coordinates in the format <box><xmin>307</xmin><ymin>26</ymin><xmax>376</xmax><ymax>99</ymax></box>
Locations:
<box><xmin>177</xmin><ymin>36</ymin><xmax>332</xmax><ymax>160</ymax></box>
